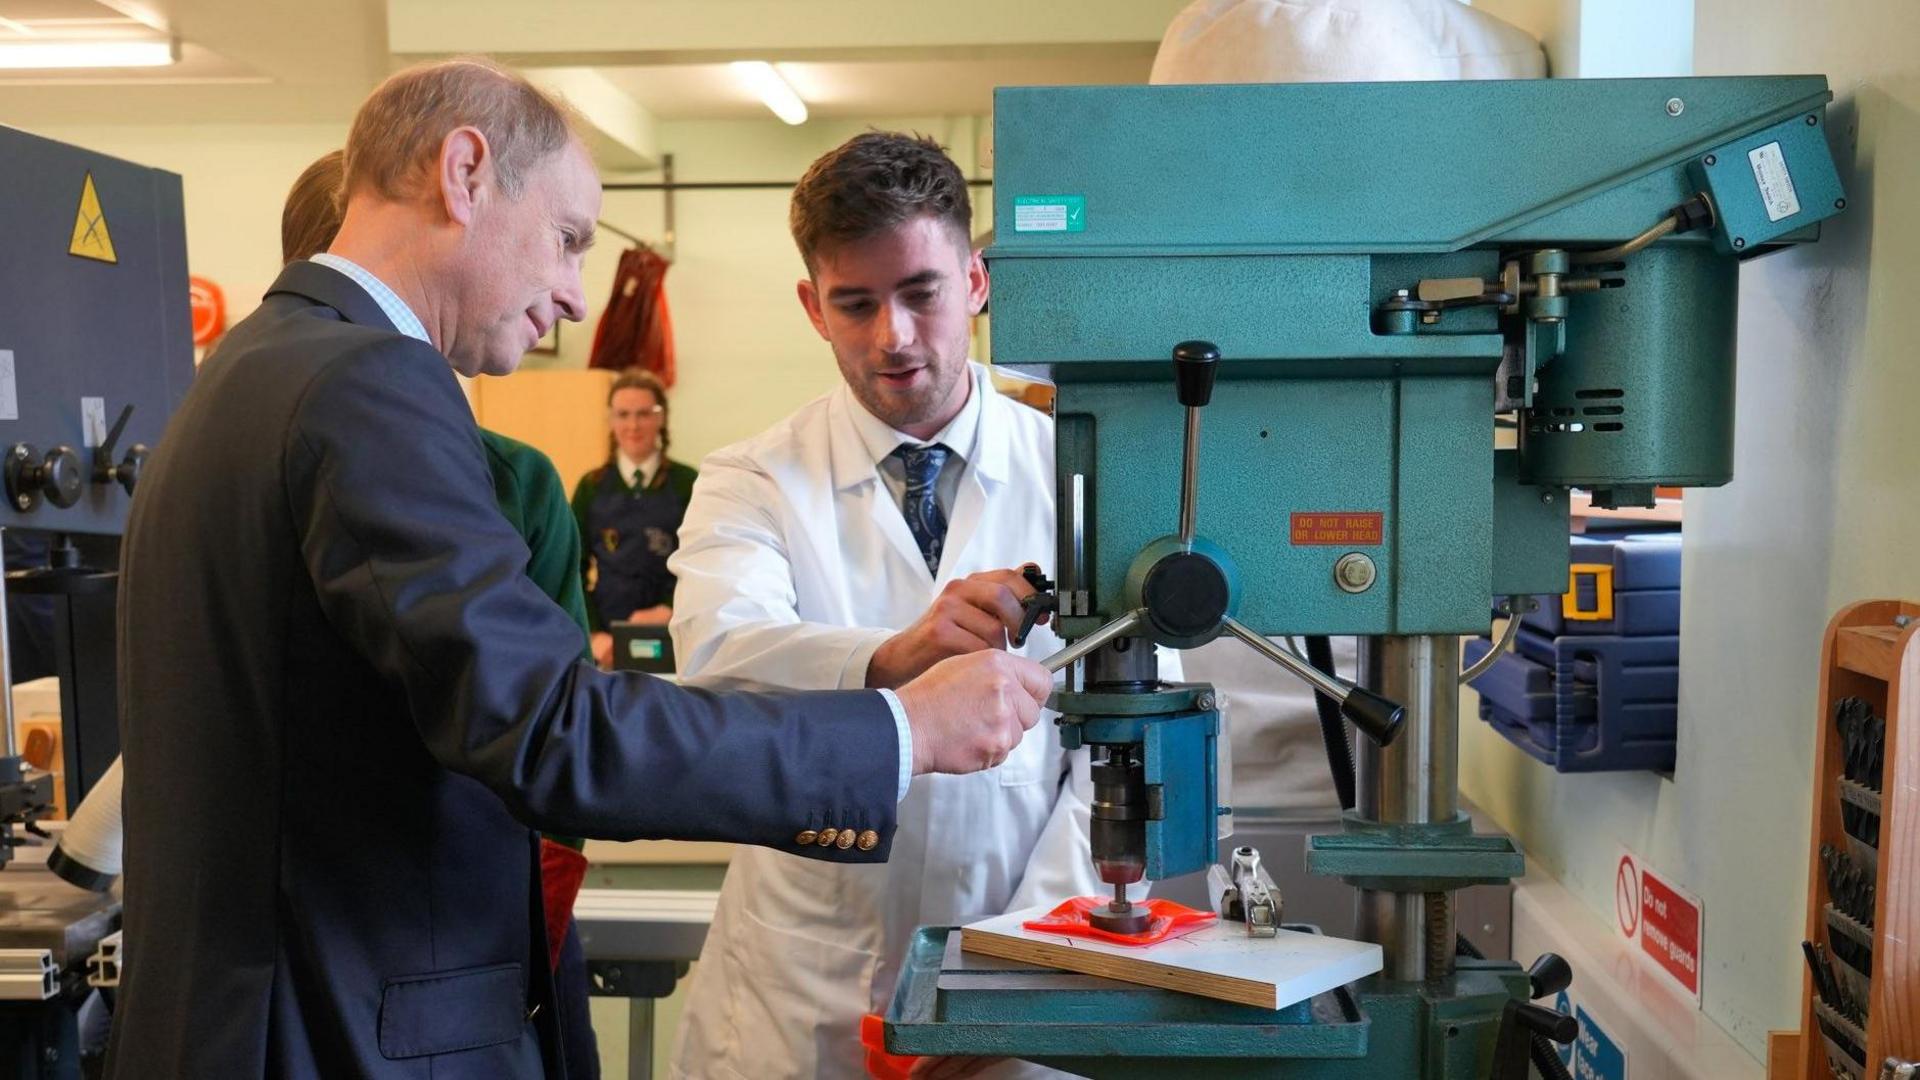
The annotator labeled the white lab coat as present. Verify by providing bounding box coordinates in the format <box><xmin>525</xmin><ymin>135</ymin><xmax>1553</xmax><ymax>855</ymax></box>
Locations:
<box><xmin>666</xmin><ymin>364</ymin><xmax>1113</xmax><ymax>1080</ymax></box>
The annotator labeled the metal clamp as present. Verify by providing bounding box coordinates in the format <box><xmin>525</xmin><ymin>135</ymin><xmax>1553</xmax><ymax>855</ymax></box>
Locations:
<box><xmin>1207</xmin><ymin>846</ymin><xmax>1279</xmax><ymax>937</ymax></box>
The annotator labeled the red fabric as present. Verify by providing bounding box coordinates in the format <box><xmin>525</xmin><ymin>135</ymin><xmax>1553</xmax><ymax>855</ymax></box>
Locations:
<box><xmin>589</xmin><ymin>246</ymin><xmax>675</xmax><ymax>385</ymax></box>
<box><xmin>1021</xmin><ymin>896</ymin><xmax>1218</xmax><ymax>946</ymax></box>
<box><xmin>861</xmin><ymin>1013</ymin><xmax>918</xmax><ymax>1080</ymax></box>
<box><xmin>538</xmin><ymin>838</ymin><xmax>590</xmax><ymax>970</ymax></box>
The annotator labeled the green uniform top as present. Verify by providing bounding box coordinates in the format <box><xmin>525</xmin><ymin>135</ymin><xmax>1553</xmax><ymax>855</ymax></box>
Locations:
<box><xmin>482</xmin><ymin>428</ymin><xmax>590</xmax><ymax>851</ymax></box>
<box><xmin>485</xmin><ymin>429</ymin><xmax>594</xmax><ymax>642</ymax></box>
<box><xmin>569</xmin><ymin>456</ymin><xmax>699</xmax><ymax>632</ymax></box>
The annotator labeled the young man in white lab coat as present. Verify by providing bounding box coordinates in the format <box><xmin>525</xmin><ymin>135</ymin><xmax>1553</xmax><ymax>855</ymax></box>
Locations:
<box><xmin>667</xmin><ymin>133</ymin><xmax>1102</xmax><ymax>1080</ymax></box>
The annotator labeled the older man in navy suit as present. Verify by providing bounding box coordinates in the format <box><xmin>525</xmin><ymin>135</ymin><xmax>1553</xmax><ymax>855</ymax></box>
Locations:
<box><xmin>106</xmin><ymin>58</ymin><xmax>1051</xmax><ymax>1079</ymax></box>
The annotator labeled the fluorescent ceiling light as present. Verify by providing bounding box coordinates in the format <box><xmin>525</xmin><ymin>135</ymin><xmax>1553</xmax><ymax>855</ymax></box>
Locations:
<box><xmin>0</xmin><ymin>39</ymin><xmax>176</xmax><ymax>70</ymax></box>
<box><xmin>730</xmin><ymin>60</ymin><xmax>808</xmax><ymax>125</ymax></box>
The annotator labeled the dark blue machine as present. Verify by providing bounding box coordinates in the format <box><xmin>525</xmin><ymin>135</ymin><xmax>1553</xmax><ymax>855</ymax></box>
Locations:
<box><xmin>0</xmin><ymin>123</ymin><xmax>194</xmax><ymax>1079</ymax></box>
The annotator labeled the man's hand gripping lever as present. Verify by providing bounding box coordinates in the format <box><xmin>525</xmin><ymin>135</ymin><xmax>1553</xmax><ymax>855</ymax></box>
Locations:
<box><xmin>896</xmin><ymin>651</ymin><xmax>1054</xmax><ymax>776</ymax></box>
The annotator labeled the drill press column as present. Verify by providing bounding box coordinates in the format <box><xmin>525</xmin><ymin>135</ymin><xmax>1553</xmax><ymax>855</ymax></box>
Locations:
<box><xmin>1355</xmin><ymin>634</ymin><xmax>1461</xmax><ymax>981</ymax></box>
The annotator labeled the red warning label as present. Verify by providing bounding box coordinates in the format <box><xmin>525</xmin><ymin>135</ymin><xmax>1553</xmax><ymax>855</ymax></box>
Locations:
<box><xmin>1290</xmin><ymin>512</ymin><xmax>1384</xmax><ymax>546</ymax></box>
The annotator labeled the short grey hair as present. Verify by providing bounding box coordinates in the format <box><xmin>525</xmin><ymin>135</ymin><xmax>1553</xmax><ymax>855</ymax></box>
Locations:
<box><xmin>343</xmin><ymin>56</ymin><xmax>581</xmax><ymax>203</ymax></box>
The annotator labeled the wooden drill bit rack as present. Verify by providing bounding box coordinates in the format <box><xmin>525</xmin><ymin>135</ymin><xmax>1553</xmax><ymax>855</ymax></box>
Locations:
<box><xmin>1773</xmin><ymin>600</ymin><xmax>1919</xmax><ymax>1079</ymax></box>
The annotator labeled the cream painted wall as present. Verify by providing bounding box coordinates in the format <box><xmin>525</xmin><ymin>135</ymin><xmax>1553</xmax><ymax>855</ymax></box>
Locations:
<box><xmin>1470</xmin><ymin>0</ymin><xmax>1691</xmax><ymax>77</ymax></box>
<box><xmin>536</xmin><ymin>114</ymin><xmax>992</xmax><ymax>472</ymax></box>
<box><xmin>1460</xmin><ymin>0</ymin><xmax>1920</xmax><ymax>1060</ymax></box>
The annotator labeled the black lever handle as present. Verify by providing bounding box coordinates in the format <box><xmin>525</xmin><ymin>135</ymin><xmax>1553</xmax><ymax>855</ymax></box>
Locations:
<box><xmin>1012</xmin><ymin>564</ymin><xmax>1057</xmax><ymax>648</ymax></box>
<box><xmin>1512</xmin><ymin>1002</ymin><xmax>1579</xmax><ymax>1045</ymax></box>
<box><xmin>1341</xmin><ymin>686</ymin><xmax>1406</xmax><ymax>747</ymax></box>
<box><xmin>1490</xmin><ymin>999</ymin><xmax>1581</xmax><ymax>1080</ymax></box>
<box><xmin>1173</xmin><ymin>340</ymin><xmax>1220</xmax><ymax>407</ymax></box>
<box><xmin>1528</xmin><ymin>952</ymin><xmax>1573</xmax><ymax>1001</ymax></box>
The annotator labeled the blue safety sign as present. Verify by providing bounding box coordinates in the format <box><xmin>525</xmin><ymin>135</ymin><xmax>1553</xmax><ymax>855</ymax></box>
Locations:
<box><xmin>1574</xmin><ymin>1004</ymin><xmax>1628</xmax><ymax>1080</ymax></box>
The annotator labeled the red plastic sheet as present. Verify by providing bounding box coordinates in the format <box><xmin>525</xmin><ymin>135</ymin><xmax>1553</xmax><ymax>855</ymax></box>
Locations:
<box><xmin>1021</xmin><ymin>896</ymin><xmax>1218</xmax><ymax>946</ymax></box>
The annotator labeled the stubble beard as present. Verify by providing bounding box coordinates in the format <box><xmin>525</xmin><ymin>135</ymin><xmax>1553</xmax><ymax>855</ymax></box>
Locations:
<box><xmin>847</xmin><ymin>351</ymin><xmax>968</xmax><ymax>433</ymax></box>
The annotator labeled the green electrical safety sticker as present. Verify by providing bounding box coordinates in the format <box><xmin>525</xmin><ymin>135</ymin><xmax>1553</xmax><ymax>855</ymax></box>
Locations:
<box><xmin>1012</xmin><ymin>194</ymin><xmax>1085</xmax><ymax>233</ymax></box>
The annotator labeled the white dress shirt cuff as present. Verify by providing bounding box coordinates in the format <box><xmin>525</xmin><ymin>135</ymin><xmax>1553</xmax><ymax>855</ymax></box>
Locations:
<box><xmin>876</xmin><ymin>688</ymin><xmax>913</xmax><ymax>802</ymax></box>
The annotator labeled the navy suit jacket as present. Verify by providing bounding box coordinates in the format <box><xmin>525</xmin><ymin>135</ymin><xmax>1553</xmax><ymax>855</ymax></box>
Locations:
<box><xmin>105</xmin><ymin>262</ymin><xmax>900</xmax><ymax>1079</ymax></box>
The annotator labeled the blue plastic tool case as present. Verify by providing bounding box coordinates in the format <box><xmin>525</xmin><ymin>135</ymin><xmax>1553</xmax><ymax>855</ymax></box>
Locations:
<box><xmin>1467</xmin><ymin>531</ymin><xmax>1680</xmax><ymax>772</ymax></box>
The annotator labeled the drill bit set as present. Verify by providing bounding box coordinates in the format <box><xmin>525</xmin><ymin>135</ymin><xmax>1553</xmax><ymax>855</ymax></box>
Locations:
<box><xmin>1804</xmin><ymin>695</ymin><xmax>1887</xmax><ymax>1079</ymax></box>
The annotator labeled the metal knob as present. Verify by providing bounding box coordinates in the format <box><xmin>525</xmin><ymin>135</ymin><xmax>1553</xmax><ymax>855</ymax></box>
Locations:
<box><xmin>7</xmin><ymin>444</ymin><xmax>84</xmax><ymax>511</ymax></box>
<box><xmin>1527</xmin><ymin>952</ymin><xmax>1573</xmax><ymax>1000</ymax></box>
<box><xmin>1172</xmin><ymin>340</ymin><xmax>1220</xmax><ymax>407</ymax></box>
<box><xmin>110</xmin><ymin>445</ymin><xmax>148</xmax><ymax>497</ymax></box>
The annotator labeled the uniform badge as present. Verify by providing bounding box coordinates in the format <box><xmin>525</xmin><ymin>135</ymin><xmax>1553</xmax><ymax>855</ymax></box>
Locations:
<box><xmin>601</xmin><ymin>527</ymin><xmax>620</xmax><ymax>553</ymax></box>
<box><xmin>646</xmin><ymin>527</ymin><xmax>676</xmax><ymax>557</ymax></box>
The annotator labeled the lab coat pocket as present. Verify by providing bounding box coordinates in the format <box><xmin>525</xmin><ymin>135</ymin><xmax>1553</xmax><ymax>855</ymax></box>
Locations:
<box><xmin>718</xmin><ymin>902</ymin><xmax>878</xmax><ymax>1079</ymax></box>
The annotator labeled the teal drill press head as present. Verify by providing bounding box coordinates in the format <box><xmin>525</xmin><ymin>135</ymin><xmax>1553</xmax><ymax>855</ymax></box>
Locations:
<box><xmin>994</xmin><ymin>76</ymin><xmax>1845</xmax><ymax>638</ymax></box>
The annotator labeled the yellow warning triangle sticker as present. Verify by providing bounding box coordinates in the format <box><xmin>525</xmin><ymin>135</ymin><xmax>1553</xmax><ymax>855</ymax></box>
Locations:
<box><xmin>68</xmin><ymin>172</ymin><xmax>117</xmax><ymax>264</ymax></box>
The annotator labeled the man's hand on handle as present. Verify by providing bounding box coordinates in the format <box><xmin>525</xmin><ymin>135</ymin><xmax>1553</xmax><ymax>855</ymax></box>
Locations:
<box><xmin>895</xmin><ymin>650</ymin><xmax>1052</xmax><ymax>776</ymax></box>
<box><xmin>866</xmin><ymin>568</ymin><xmax>1045</xmax><ymax>689</ymax></box>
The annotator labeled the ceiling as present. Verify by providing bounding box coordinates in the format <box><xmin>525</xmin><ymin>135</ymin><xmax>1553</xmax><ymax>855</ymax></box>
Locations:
<box><xmin>0</xmin><ymin>0</ymin><xmax>262</xmax><ymax>85</ymax></box>
<box><xmin>599</xmin><ymin>52</ymin><xmax>1153</xmax><ymax>121</ymax></box>
<box><xmin>0</xmin><ymin>0</ymin><xmax>1182</xmax><ymax>134</ymax></box>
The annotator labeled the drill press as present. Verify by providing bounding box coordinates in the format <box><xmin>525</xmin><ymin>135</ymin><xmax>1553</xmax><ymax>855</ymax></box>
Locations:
<box><xmin>886</xmin><ymin>73</ymin><xmax>1845</xmax><ymax>1078</ymax></box>
<box><xmin>1042</xmin><ymin>339</ymin><xmax>1407</xmax><ymax>937</ymax></box>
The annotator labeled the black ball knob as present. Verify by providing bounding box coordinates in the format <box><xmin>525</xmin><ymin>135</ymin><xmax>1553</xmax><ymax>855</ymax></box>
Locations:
<box><xmin>1172</xmin><ymin>340</ymin><xmax>1221</xmax><ymax>408</ymax></box>
<box><xmin>38</xmin><ymin>447</ymin><xmax>84</xmax><ymax>509</ymax></box>
<box><xmin>115</xmin><ymin>445</ymin><xmax>149</xmax><ymax>497</ymax></box>
<box><xmin>1528</xmin><ymin>952</ymin><xmax>1573</xmax><ymax>1000</ymax></box>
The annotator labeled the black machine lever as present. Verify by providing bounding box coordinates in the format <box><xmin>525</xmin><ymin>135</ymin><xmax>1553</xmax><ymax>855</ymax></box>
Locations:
<box><xmin>1222</xmin><ymin>618</ymin><xmax>1406</xmax><ymax>747</ymax></box>
<box><xmin>1488</xmin><ymin>953</ymin><xmax>1580</xmax><ymax>1080</ymax></box>
<box><xmin>1489</xmin><ymin>999</ymin><xmax>1580</xmax><ymax>1080</ymax></box>
<box><xmin>1528</xmin><ymin>952</ymin><xmax>1573</xmax><ymax>1000</ymax></box>
<box><xmin>1172</xmin><ymin>340</ymin><xmax>1218</xmax><ymax>546</ymax></box>
<box><xmin>1012</xmin><ymin>564</ymin><xmax>1057</xmax><ymax>648</ymax></box>
<box><xmin>92</xmin><ymin>403</ymin><xmax>148</xmax><ymax>497</ymax></box>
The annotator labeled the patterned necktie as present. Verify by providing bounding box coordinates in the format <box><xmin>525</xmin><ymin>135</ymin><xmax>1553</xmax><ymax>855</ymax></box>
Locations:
<box><xmin>894</xmin><ymin>443</ymin><xmax>950</xmax><ymax>577</ymax></box>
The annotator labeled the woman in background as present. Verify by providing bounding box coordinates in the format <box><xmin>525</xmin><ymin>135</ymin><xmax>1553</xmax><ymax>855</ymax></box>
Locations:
<box><xmin>571</xmin><ymin>369</ymin><xmax>697</xmax><ymax>668</ymax></box>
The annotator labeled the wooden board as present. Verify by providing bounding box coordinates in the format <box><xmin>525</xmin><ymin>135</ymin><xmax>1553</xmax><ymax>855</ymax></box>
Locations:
<box><xmin>960</xmin><ymin>905</ymin><xmax>1381</xmax><ymax>1010</ymax></box>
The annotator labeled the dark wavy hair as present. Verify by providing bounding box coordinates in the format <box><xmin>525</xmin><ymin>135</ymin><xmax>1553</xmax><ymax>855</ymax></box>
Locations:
<box><xmin>789</xmin><ymin>131</ymin><xmax>971</xmax><ymax>273</ymax></box>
